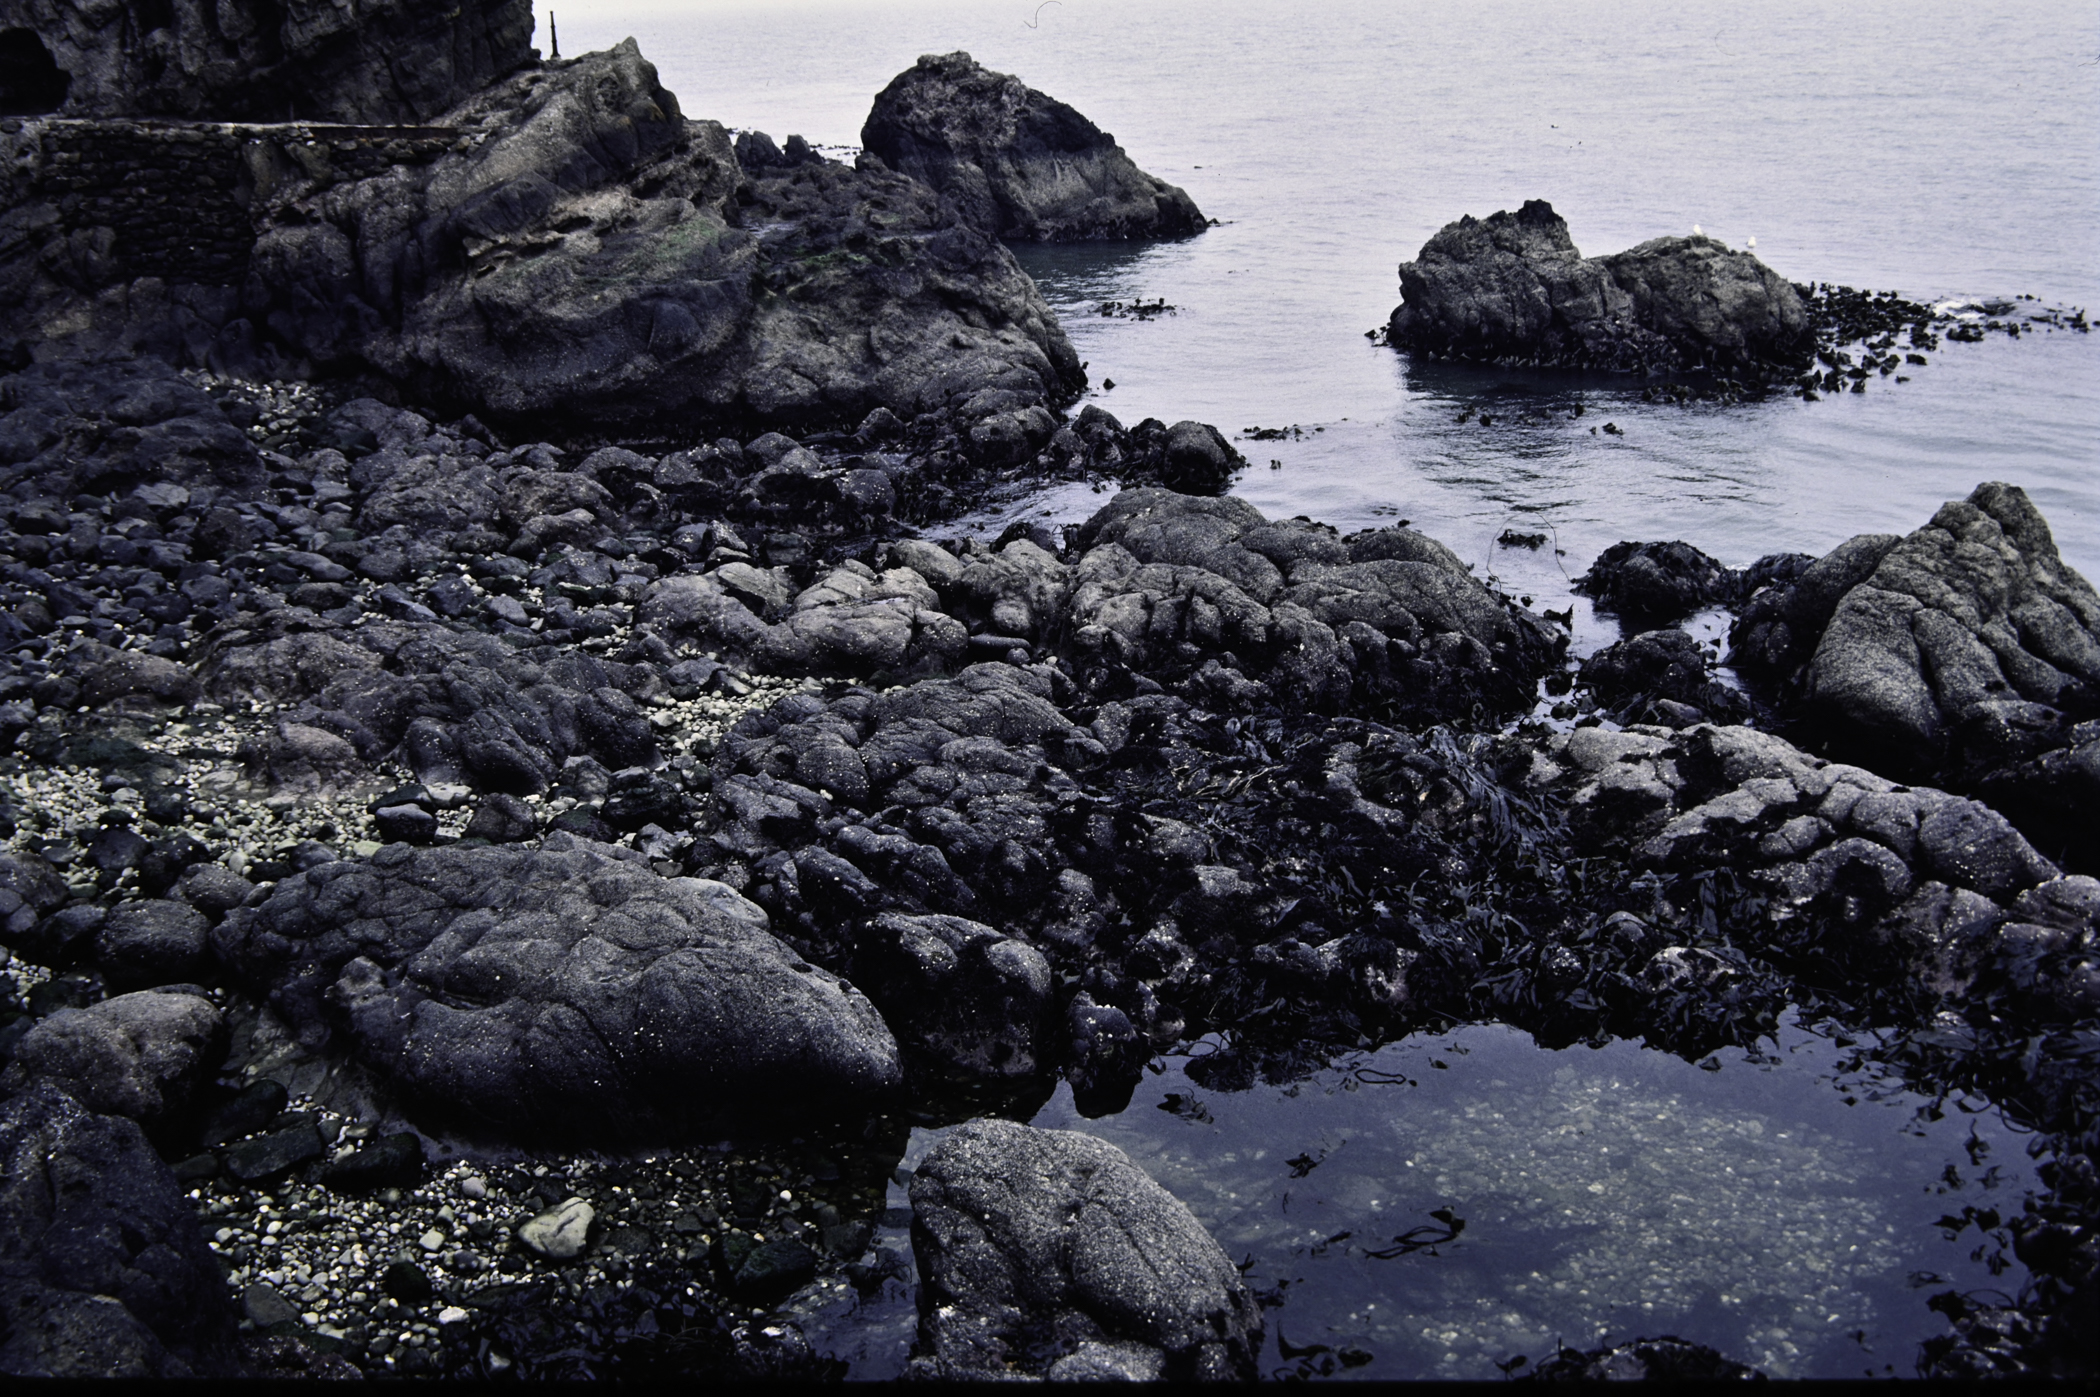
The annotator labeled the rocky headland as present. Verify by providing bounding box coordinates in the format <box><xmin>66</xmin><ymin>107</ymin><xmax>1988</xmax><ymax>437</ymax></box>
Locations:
<box><xmin>0</xmin><ymin>3</ymin><xmax>2092</xmax><ymax>1385</ymax></box>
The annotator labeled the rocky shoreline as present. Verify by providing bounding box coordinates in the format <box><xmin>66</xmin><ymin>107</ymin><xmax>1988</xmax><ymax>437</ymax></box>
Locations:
<box><xmin>0</xmin><ymin>2</ymin><xmax>2093</xmax><ymax>1383</ymax></box>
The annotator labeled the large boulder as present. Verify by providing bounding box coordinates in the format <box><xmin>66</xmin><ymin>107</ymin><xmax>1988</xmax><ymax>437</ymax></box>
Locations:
<box><xmin>0</xmin><ymin>1081</ymin><xmax>240</xmax><ymax>1377</ymax></box>
<box><xmin>1065</xmin><ymin>487</ymin><xmax>1559</xmax><ymax>714</ymax></box>
<box><xmin>1387</xmin><ymin>199</ymin><xmax>1811</xmax><ymax>379</ymax></box>
<box><xmin>1801</xmin><ymin>484</ymin><xmax>2099</xmax><ymax>761</ymax></box>
<box><xmin>1735</xmin><ymin>484</ymin><xmax>2100</xmax><ymax>857</ymax></box>
<box><xmin>0</xmin><ymin>988</ymin><xmax>226</xmax><ymax>1126</ymax></box>
<box><xmin>212</xmin><ymin>834</ymin><xmax>901</xmax><ymax>1138</ymax></box>
<box><xmin>862</xmin><ymin>51</ymin><xmax>1204</xmax><ymax>242</ymax></box>
<box><xmin>0</xmin><ymin>0</ymin><xmax>535</xmax><ymax>122</ymax></box>
<box><xmin>908</xmin><ymin>1118</ymin><xmax>1260</xmax><ymax>1379</ymax></box>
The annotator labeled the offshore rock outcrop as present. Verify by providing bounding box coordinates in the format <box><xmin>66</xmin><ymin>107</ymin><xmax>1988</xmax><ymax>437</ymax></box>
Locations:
<box><xmin>1387</xmin><ymin>199</ymin><xmax>1812</xmax><ymax>380</ymax></box>
<box><xmin>0</xmin><ymin>0</ymin><xmax>535</xmax><ymax>122</ymax></box>
<box><xmin>861</xmin><ymin>51</ymin><xmax>1205</xmax><ymax>243</ymax></box>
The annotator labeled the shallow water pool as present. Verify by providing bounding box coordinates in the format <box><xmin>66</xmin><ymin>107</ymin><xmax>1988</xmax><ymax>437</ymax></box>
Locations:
<box><xmin>819</xmin><ymin>1012</ymin><xmax>2039</xmax><ymax>1380</ymax></box>
<box><xmin>1029</xmin><ymin>1014</ymin><xmax>2035</xmax><ymax>1379</ymax></box>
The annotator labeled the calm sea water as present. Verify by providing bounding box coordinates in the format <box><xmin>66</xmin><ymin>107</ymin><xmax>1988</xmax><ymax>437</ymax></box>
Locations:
<box><xmin>553</xmin><ymin>1</ymin><xmax>2083</xmax><ymax>1376</ymax></box>
<box><xmin>560</xmin><ymin>0</ymin><xmax>2098</xmax><ymax>630</ymax></box>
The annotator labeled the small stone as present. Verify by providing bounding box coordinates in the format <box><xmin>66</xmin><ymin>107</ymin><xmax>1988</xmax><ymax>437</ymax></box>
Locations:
<box><xmin>382</xmin><ymin>1259</ymin><xmax>433</xmax><ymax>1303</ymax></box>
<box><xmin>418</xmin><ymin>1228</ymin><xmax>446</xmax><ymax>1252</ymax></box>
<box><xmin>373</xmin><ymin>804</ymin><xmax>438</xmax><ymax>845</ymax></box>
<box><xmin>224</xmin><ymin>1121</ymin><xmax>327</xmax><ymax>1183</ymax></box>
<box><xmin>459</xmin><ymin>1175</ymin><xmax>488</xmax><ymax>1200</ymax></box>
<box><xmin>516</xmin><ymin>1196</ymin><xmax>595</xmax><ymax>1260</ymax></box>
<box><xmin>437</xmin><ymin>1306</ymin><xmax>470</xmax><ymax>1325</ymax></box>
<box><xmin>244</xmin><ymin>1281</ymin><xmax>302</xmax><ymax>1328</ymax></box>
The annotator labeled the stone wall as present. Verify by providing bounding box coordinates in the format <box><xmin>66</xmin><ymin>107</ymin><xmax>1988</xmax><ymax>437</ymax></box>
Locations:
<box><xmin>2</xmin><ymin>116</ymin><xmax>461</xmax><ymax>288</ymax></box>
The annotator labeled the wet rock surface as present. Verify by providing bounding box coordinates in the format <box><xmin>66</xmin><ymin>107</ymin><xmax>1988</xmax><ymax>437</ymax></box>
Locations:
<box><xmin>861</xmin><ymin>51</ymin><xmax>1206</xmax><ymax>243</ymax></box>
<box><xmin>907</xmin><ymin>1117</ymin><xmax>1260</xmax><ymax>1379</ymax></box>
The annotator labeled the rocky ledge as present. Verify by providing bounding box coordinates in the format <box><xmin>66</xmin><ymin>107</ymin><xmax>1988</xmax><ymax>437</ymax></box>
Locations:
<box><xmin>861</xmin><ymin>51</ymin><xmax>1206</xmax><ymax>243</ymax></box>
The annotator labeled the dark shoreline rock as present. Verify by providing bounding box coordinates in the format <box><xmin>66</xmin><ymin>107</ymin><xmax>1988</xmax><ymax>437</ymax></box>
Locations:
<box><xmin>862</xmin><ymin>51</ymin><xmax>1205</xmax><ymax>244</ymax></box>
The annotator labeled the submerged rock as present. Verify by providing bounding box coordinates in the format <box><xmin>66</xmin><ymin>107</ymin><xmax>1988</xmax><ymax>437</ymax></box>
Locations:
<box><xmin>1387</xmin><ymin>199</ymin><xmax>1811</xmax><ymax>380</ymax></box>
<box><xmin>908</xmin><ymin>1118</ymin><xmax>1261</xmax><ymax>1379</ymax></box>
<box><xmin>213</xmin><ymin>835</ymin><xmax>901</xmax><ymax>1138</ymax></box>
<box><xmin>862</xmin><ymin>51</ymin><xmax>1205</xmax><ymax>243</ymax></box>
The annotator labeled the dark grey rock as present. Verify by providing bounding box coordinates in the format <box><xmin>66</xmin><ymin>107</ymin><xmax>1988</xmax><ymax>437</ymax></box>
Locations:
<box><xmin>1576</xmin><ymin>540</ymin><xmax>1735</xmax><ymax>625</ymax></box>
<box><xmin>864</xmin><ymin>912</ymin><xmax>1051</xmax><ymax>1083</ymax></box>
<box><xmin>373</xmin><ymin>803</ymin><xmax>439</xmax><ymax>845</ymax></box>
<box><xmin>173</xmin><ymin>865</ymin><xmax>257</xmax><ymax>921</ymax></box>
<box><xmin>320</xmin><ymin>1131</ymin><xmax>425</xmax><ymax>1190</ymax></box>
<box><xmin>212</xmin><ymin>835</ymin><xmax>900</xmax><ymax>1138</ymax></box>
<box><xmin>1388</xmin><ymin>199</ymin><xmax>1811</xmax><ymax>378</ymax></box>
<box><xmin>94</xmin><ymin>898</ymin><xmax>211</xmax><ymax>991</ymax></box>
<box><xmin>908</xmin><ymin>1118</ymin><xmax>1260</xmax><ymax>1380</ymax></box>
<box><xmin>1580</xmin><ymin>627</ymin><xmax>1750</xmax><ymax>727</ymax></box>
<box><xmin>194</xmin><ymin>1078</ymin><xmax>289</xmax><ymax>1148</ymax></box>
<box><xmin>0</xmin><ymin>1081</ymin><xmax>239</xmax><ymax>1377</ymax></box>
<box><xmin>0</xmin><ymin>989</ymin><xmax>225</xmax><ymax>1125</ymax></box>
<box><xmin>1800</xmin><ymin>484</ymin><xmax>2100</xmax><ymax>809</ymax></box>
<box><xmin>862</xmin><ymin>51</ymin><xmax>1204</xmax><ymax>243</ymax></box>
<box><xmin>463</xmin><ymin>792</ymin><xmax>538</xmax><ymax>843</ymax></box>
<box><xmin>222</xmin><ymin>1121</ymin><xmax>326</xmax><ymax>1182</ymax></box>
<box><xmin>11</xmin><ymin>0</ymin><xmax>534</xmax><ymax>122</ymax></box>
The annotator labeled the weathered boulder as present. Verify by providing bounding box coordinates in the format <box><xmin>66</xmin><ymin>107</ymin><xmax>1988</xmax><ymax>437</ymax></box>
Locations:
<box><xmin>862</xmin><ymin>51</ymin><xmax>1204</xmax><ymax>243</ymax></box>
<box><xmin>1066</xmin><ymin>488</ymin><xmax>1558</xmax><ymax>714</ymax></box>
<box><xmin>212</xmin><ymin>834</ymin><xmax>901</xmax><ymax>1137</ymax></box>
<box><xmin>908</xmin><ymin>1118</ymin><xmax>1260</xmax><ymax>1379</ymax></box>
<box><xmin>861</xmin><ymin>911</ymin><xmax>1052</xmax><ymax>1083</ymax></box>
<box><xmin>94</xmin><ymin>898</ymin><xmax>211</xmax><ymax>991</ymax></box>
<box><xmin>0</xmin><ymin>1081</ymin><xmax>240</xmax><ymax>1377</ymax></box>
<box><xmin>0</xmin><ymin>360</ymin><xmax>265</xmax><ymax>499</ymax></box>
<box><xmin>1799</xmin><ymin>484</ymin><xmax>2100</xmax><ymax>782</ymax></box>
<box><xmin>0</xmin><ymin>988</ymin><xmax>225</xmax><ymax>1125</ymax></box>
<box><xmin>0</xmin><ymin>0</ymin><xmax>534</xmax><ymax>122</ymax></box>
<box><xmin>200</xmin><ymin>615</ymin><xmax>663</xmax><ymax>797</ymax></box>
<box><xmin>1388</xmin><ymin>200</ymin><xmax>1811</xmax><ymax>379</ymax></box>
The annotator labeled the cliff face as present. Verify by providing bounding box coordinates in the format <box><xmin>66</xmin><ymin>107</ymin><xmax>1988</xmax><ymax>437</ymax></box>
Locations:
<box><xmin>0</xmin><ymin>0</ymin><xmax>535</xmax><ymax>123</ymax></box>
